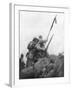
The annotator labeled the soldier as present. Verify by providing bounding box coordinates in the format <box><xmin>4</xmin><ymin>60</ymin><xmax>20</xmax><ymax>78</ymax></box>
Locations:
<box><xmin>19</xmin><ymin>54</ymin><xmax>25</xmax><ymax>70</ymax></box>
<box><xmin>27</xmin><ymin>37</ymin><xmax>39</xmax><ymax>51</ymax></box>
<box><xmin>35</xmin><ymin>35</ymin><xmax>47</xmax><ymax>51</ymax></box>
<box><xmin>26</xmin><ymin>37</ymin><xmax>39</xmax><ymax>66</ymax></box>
<box><xmin>19</xmin><ymin>54</ymin><xmax>25</xmax><ymax>78</ymax></box>
<box><xmin>33</xmin><ymin>35</ymin><xmax>49</xmax><ymax>59</ymax></box>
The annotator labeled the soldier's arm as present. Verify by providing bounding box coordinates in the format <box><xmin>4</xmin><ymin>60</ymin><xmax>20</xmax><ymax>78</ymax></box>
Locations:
<box><xmin>43</xmin><ymin>39</ymin><xmax>48</xmax><ymax>43</ymax></box>
<box><xmin>40</xmin><ymin>39</ymin><xmax>48</xmax><ymax>44</ymax></box>
<box><xmin>36</xmin><ymin>44</ymin><xmax>45</xmax><ymax>51</ymax></box>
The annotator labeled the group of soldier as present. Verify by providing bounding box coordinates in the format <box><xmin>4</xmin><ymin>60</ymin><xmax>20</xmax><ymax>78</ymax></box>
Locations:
<box><xmin>26</xmin><ymin>35</ymin><xmax>49</xmax><ymax>67</ymax></box>
<box><xmin>19</xmin><ymin>15</ymin><xmax>57</xmax><ymax>73</ymax></box>
<box><xmin>19</xmin><ymin>35</ymin><xmax>48</xmax><ymax>72</ymax></box>
<box><xmin>19</xmin><ymin>15</ymin><xmax>64</xmax><ymax>79</ymax></box>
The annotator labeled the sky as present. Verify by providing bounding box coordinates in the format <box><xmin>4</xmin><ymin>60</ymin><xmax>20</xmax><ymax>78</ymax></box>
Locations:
<box><xmin>20</xmin><ymin>11</ymin><xmax>64</xmax><ymax>62</ymax></box>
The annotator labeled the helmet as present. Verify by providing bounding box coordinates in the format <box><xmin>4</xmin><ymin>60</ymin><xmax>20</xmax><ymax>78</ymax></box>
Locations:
<box><xmin>39</xmin><ymin>35</ymin><xmax>42</xmax><ymax>39</ymax></box>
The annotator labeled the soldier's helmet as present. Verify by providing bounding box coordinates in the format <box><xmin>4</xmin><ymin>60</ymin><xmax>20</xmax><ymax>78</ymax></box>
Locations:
<box><xmin>21</xmin><ymin>54</ymin><xmax>24</xmax><ymax>59</ymax></box>
<box><xmin>39</xmin><ymin>35</ymin><xmax>43</xmax><ymax>40</ymax></box>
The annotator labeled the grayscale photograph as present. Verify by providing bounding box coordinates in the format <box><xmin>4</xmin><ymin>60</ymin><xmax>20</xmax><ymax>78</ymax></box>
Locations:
<box><xmin>19</xmin><ymin>11</ymin><xmax>64</xmax><ymax>79</ymax></box>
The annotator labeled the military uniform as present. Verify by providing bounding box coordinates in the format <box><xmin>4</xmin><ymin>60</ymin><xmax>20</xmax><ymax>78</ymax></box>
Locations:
<box><xmin>26</xmin><ymin>36</ymin><xmax>48</xmax><ymax>67</ymax></box>
<box><xmin>26</xmin><ymin>37</ymin><xmax>39</xmax><ymax>67</ymax></box>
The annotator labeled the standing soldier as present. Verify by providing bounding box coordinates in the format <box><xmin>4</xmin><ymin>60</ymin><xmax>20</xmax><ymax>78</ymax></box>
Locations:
<box><xmin>34</xmin><ymin>35</ymin><xmax>48</xmax><ymax>59</ymax></box>
<box><xmin>35</xmin><ymin>15</ymin><xmax>57</xmax><ymax>53</ymax></box>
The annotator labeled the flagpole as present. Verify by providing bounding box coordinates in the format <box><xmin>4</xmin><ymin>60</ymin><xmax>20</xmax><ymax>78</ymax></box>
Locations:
<box><xmin>45</xmin><ymin>15</ymin><xmax>57</xmax><ymax>52</ymax></box>
<box><xmin>46</xmin><ymin>15</ymin><xmax>57</xmax><ymax>41</ymax></box>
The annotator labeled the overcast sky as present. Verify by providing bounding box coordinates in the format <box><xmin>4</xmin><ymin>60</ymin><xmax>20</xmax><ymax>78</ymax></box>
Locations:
<box><xmin>20</xmin><ymin>11</ymin><xmax>64</xmax><ymax>62</ymax></box>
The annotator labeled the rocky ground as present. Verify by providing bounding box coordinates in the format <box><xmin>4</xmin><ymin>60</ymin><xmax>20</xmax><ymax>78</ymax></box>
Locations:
<box><xmin>19</xmin><ymin>54</ymin><xmax>64</xmax><ymax>79</ymax></box>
